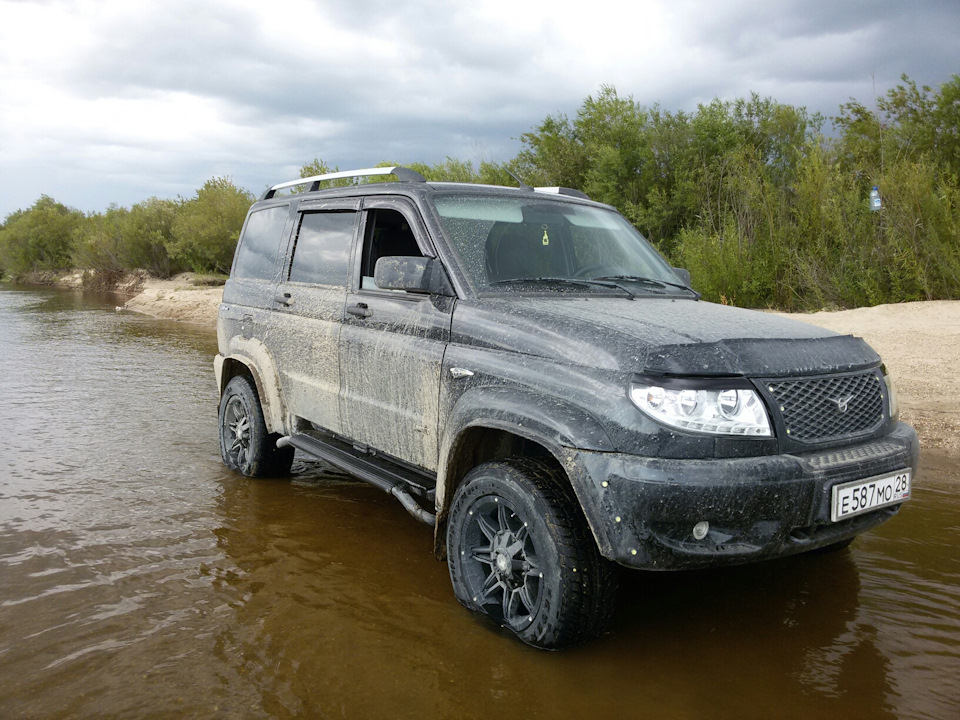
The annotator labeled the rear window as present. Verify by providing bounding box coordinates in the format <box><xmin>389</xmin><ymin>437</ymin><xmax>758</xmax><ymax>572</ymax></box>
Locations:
<box><xmin>233</xmin><ymin>205</ymin><xmax>289</xmax><ymax>280</ymax></box>
<box><xmin>288</xmin><ymin>211</ymin><xmax>355</xmax><ymax>286</ymax></box>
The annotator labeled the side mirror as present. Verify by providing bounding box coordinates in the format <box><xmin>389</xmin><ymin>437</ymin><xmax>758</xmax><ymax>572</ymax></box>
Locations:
<box><xmin>672</xmin><ymin>267</ymin><xmax>692</xmax><ymax>286</ymax></box>
<box><xmin>374</xmin><ymin>256</ymin><xmax>454</xmax><ymax>296</ymax></box>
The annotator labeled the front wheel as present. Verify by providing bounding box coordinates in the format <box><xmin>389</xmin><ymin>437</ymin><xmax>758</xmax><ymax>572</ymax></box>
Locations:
<box><xmin>446</xmin><ymin>458</ymin><xmax>617</xmax><ymax>649</ymax></box>
<box><xmin>218</xmin><ymin>375</ymin><xmax>294</xmax><ymax>477</ymax></box>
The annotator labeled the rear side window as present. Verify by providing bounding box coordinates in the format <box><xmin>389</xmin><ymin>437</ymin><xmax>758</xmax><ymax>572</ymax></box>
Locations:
<box><xmin>289</xmin><ymin>211</ymin><xmax>356</xmax><ymax>286</ymax></box>
<box><xmin>234</xmin><ymin>206</ymin><xmax>289</xmax><ymax>280</ymax></box>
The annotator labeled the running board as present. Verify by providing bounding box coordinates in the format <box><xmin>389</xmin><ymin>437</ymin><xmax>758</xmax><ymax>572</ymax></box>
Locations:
<box><xmin>276</xmin><ymin>433</ymin><xmax>436</xmax><ymax>526</ymax></box>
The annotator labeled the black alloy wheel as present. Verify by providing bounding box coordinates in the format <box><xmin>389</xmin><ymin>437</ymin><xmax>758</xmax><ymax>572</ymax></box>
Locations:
<box><xmin>460</xmin><ymin>492</ymin><xmax>543</xmax><ymax>630</ymax></box>
<box><xmin>446</xmin><ymin>457</ymin><xmax>617</xmax><ymax>650</ymax></box>
<box><xmin>218</xmin><ymin>375</ymin><xmax>293</xmax><ymax>478</ymax></box>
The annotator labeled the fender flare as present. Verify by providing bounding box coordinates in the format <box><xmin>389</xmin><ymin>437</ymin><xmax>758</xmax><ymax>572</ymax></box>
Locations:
<box><xmin>434</xmin><ymin>385</ymin><xmax>614</xmax><ymax>545</ymax></box>
<box><xmin>215</xmin><ymin>336</ymin><xmax>288</xmax><ymax>434</ymax></box>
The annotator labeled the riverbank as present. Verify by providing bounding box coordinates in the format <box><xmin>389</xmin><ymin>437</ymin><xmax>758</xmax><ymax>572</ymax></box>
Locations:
<box><xmin>7</xmin><ymin>269</ymin><xmax>225</xmax><ymax>326</ymax></box>
<box><xmin>123</xmin><ymin>273</ymin><xmax>225</xmax><ymax>326</ymax></box>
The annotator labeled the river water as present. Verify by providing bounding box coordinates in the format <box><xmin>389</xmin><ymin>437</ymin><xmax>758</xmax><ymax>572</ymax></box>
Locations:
<box><xmin>1</xmin><ymin>284</ymin><xmax>958</xmax><ymax>720</ymax></box>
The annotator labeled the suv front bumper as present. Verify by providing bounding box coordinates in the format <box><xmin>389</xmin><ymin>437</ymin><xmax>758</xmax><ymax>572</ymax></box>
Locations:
<box><xmin>566</xmin><ymin>423</ymin><xmax>920</xmax><ymax>570</ymax></box>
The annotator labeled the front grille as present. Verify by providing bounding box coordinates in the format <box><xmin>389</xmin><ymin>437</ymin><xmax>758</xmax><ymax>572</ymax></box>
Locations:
<box><xmin>763</xmin><ymin>371</ymin><xmax>885</xmax><ymax>443</ymax></box>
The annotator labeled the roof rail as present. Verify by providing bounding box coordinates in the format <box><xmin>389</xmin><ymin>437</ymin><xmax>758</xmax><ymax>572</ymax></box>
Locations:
<box><xmin>260</xmin><ymin>166</ymin><xmax>426</xmax><ymax>200</ymax></box>
<box><xmin>533</xmin><ymin>186</ymin><xmax>590</xmax><ymax>200</ymax></box>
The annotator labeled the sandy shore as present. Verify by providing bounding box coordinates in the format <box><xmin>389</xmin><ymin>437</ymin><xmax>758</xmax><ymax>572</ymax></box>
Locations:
<box><xmin>124</xmin><ymin>276</ymin><xmax>959</xmax><ymax>457</ymax></box>
<box><xmin>124</xmin><ymin>274</ymin><xmax>225</xmax><ymax>326</ymax></box>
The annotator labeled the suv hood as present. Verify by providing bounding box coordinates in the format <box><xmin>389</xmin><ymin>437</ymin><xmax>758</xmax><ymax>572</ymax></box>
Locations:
<box><xmin>452</xmin><ymin>297</ymin><xmax>879</xmax><ymax>377</ymax></box>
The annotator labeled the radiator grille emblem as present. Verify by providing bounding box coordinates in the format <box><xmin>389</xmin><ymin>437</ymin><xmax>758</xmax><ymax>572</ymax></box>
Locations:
<box><xmin>833</xmin><ymin>394</ymin><xmax>854</xmax><ymax>413</ymax></box>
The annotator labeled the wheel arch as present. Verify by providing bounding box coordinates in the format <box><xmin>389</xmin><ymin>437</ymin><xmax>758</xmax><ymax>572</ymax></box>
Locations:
<box><xmin>433</xmin><ymin>386</ymin><xmax>615</xmax><ymax>560</ymax></box>
<box><xmin>215</xmin><ymin>337</ymin><xmax>288</xmax><ymax>435</ymax></box>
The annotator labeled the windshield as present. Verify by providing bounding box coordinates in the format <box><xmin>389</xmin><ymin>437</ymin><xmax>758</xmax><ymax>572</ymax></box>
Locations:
<box><xmin>432</xmin><ymin>193</ymin><xmax>686</xmax><ymax>294</ymax></box>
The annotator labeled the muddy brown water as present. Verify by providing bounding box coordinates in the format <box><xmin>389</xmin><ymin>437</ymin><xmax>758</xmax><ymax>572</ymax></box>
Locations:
<box><xmin>1</xmin><ymin>285</ymin><xmax>958</xmax><ymax>720</ymax></box>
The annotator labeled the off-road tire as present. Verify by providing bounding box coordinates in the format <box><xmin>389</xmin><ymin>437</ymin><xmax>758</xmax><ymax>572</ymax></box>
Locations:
<box><xmin>218</xmin><ymin>375</ymin><xmax>294</xmax><ymax>478</ymax></box>
<box><xmin>446</xmin><ymin>457</ymin><xmax>617</xmax><ymax>650</ymax></box>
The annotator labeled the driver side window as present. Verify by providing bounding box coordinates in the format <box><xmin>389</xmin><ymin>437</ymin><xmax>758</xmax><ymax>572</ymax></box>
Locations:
<box><xmin>359</xmin><ymin>208</ymin><xmax>424</xmax><ymax>290</ymax></box>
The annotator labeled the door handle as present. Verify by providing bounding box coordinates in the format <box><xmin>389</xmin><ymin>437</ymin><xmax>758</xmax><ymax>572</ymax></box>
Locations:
<box><xmin>347</xmin><ymin>302</ymin><xmax>372</xmax><ymax>318</ymax></box>
<box><xmin>274</xmin><ymin>293</ymin><xmax>293</xmax><ymax>306</ymax></box>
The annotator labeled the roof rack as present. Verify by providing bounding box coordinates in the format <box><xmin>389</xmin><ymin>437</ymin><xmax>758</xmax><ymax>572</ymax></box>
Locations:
<box><xmin>260</xmin><ymin>166</ymin><xmax>426</xmax><ymax>200</ymax></box>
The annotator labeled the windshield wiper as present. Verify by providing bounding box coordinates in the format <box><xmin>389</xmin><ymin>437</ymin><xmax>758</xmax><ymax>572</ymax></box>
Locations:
<box><xmin>490</xmin><ymin>276</ymin><xmax>590</xmax><ymax>287</ymax></box>
<box><xmin>594</xmin><ymin>275</ymin><xmax>701</xmax><ymax>299</ymax></box>
<box><xmin>489</xmin><ymin>276</ymin><xmax>635</xmax><ymax>299</ymax></box>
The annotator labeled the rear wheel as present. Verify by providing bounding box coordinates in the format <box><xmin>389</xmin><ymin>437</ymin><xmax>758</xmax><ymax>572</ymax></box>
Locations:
<box><xmin>218</xmin><ymin>375</ymin><xmax>294</xmax><ymax>477</ymax></box>
<box><xmin>446</xmin><ymin>457</ymin><xmax>617</xmax><ymax>649</ymax></box>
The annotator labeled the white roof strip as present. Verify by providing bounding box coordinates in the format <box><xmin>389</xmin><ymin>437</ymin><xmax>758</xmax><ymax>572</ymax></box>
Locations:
<box><xmin>534</xmin><ymin>186</ymin><xmax>590</xmax><ymax>199</ymax></box>
<box><xmin>269</xmin><ymin>167</ymin><xmax>398</xmax><ymax>193</ymax></box>
<box><xmin>261</xmin><ymin>166</ymin><xmax>426</xmax><ymax>199</ymax></box>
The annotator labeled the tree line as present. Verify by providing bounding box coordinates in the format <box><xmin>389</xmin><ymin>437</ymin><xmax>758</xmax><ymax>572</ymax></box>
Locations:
<box><xmin>2</xmin><ymin>74</ymin><xmax>957</xmax><ymax>310</ymax></box>
<box><xmin>0</xmin><ymin>177</ymin><xmax>252</xmax><ymax>281</ymax></box>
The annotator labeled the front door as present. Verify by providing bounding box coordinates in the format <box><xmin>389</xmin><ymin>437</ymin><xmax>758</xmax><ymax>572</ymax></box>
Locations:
<box><xmin>338</xmin><ymin>198</ymin><xmax>453</xmax><ymax>471</ymax></box>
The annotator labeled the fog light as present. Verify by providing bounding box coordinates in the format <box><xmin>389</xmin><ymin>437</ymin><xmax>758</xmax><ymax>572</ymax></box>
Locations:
<box><xmin>692</xmin><ymin>521</ymin><xmax>710</xmax><ymax>540</ymax></box>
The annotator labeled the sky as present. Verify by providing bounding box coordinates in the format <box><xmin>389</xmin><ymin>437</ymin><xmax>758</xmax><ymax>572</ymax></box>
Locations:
<box><xmin>0</xmin><ymin>0</ymin><xmax>958</xmax><ymax>220</ymax></box>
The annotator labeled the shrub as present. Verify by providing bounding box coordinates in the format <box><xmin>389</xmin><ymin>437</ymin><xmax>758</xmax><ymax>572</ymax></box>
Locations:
<box><xmin>121</xmin><ymin>198</ymin><xmax>181</xmax><ymax>278</ymax></box>
<box><xmin>168</xmin><ymin>177</ymin><xmax>252</xmax><ymax>274</ymax></box>
<box><xmin>0</xmin><ymin>196</ymin><xmax>84</xmax><ymax>275</ymax></box>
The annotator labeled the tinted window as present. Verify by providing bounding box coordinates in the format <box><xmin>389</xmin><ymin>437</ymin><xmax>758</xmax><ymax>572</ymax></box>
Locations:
<box><xmin>359</xmin><ymin>208</ymin><xmax>424</xmax><ymax>289</ymax></box>
<box><xmin>234</xmin><ymin>206</ymin><xmax>288</xmax><ymax>280</ymax></box>
<box><xmin>289</xmin><ymin>211</ymin><xmax>356</xmax><ymax>285</ymax></box>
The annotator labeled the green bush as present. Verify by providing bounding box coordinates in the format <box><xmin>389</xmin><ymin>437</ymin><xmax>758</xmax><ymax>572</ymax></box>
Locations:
<box><xmin>167</xmin><ymin>177</ymin><xmax>252</xmax><ymax>274</ymax></box>
<box><xmin>876</xmin><ymin>157</ymin><xmax>960</xmax><ymax>301</ymax></box>
<box><xmin>121</xmin><ymin>198</ymin><xmax>181</xmax><ymax>278</ymax></box>
<box><xmin>0</xmin><ymin>196</ymin><xmax>85</xmax><ymax>276</ymax></box>
<box><xmin>518</xmin><ymin>76</ymin><xmax>960</xmax><ymax>309</ymax></box>
<box><xmin>72</xmin><ymin>198</ymin><xmax>182</xmax><ymax>279</ymax></box>
<box><xmin>72</xmin><ymin>205</ymin><xmax>128</xmax><ymax>275</ymax></box>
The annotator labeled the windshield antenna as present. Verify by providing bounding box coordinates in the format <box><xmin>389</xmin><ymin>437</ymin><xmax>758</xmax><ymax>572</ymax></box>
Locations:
<box><xmin>505</xmin><ymin>169</ymin><xmax>533</xmax><ymax>192</ymax></box>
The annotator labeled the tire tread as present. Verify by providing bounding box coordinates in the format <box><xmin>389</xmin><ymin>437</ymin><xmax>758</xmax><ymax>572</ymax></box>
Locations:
<box><xmin>219</xmin><ymin>375</ymin><xmax>294</xmax><ymax>478</ymax></box>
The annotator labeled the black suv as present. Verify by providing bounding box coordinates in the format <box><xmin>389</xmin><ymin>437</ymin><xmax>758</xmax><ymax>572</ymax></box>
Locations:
<box><xmin>215</xmin><ymin>167</ymin><xmax>919</xmax><ymax>649</ymax></box>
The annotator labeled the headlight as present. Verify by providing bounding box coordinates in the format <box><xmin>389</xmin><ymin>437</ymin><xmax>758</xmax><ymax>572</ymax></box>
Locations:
<box><xmin>881</xmin><ymin>364</ymin><xmax>899</xmax><ymax>419</ymax></box>
<box><xmin>630</xmin><ymin>379</ymin><xmax>772</xmax><ymax>436</ymax></box>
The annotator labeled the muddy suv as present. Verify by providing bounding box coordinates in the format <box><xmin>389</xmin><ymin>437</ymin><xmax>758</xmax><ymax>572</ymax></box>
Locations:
<box><xmin>215</xmin><ymin>167</ymin><xmax>919</xmax><ymax>649</ymax></box>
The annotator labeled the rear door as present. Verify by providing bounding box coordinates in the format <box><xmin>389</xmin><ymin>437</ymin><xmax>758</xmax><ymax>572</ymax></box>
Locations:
<box><xmin>338</xmin><ymin>197</ymin><xmax>454</xmax><ymax>471</ymax></box>
<box><xmin>271</xmin><ymin>198</ymin><xmax>359</xmax><ymax>435</ymax></box>
<box><xmin>220</xmin><ymin>202</ymin><xmax>294</xmax><ymax>344</ymax></box>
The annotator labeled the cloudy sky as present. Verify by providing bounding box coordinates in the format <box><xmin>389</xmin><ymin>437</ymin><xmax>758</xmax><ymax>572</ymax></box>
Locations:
<box><xmin>1</xmin><ymin>0</ymin><xmax>957</xmax><ymax>219</ymax></box>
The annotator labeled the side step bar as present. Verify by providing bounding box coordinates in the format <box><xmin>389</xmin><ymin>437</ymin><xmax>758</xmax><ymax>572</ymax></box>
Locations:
<box><xmin>277</xmin><ymin>433</ymin><xmax>437</xmax><ymax>527</ymax></box>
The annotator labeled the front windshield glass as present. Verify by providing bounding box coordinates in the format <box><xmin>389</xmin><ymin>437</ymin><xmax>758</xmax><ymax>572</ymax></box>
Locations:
<box><xmin>432</xmin><ymin>193</ymin><xmax>684</xmax><ymax>294</ymax></box>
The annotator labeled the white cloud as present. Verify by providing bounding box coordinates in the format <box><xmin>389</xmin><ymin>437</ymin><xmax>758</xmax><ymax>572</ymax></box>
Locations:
<box><xmin>0</xmin><ymin>0</ymin><xmax>957</xmax><ymax>218</ymax></box>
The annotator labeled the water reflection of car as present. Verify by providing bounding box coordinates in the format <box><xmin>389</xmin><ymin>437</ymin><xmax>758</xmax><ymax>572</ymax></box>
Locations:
<box><xmin>214</xmin><ymin>167</ymin><xmax>920</xmax><ymax>649</ymax></box>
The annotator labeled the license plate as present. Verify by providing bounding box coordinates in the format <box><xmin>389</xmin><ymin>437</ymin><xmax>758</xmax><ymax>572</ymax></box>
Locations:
<box><xmin>831</xmin><ymin>470</ymin><xmax>911</xmax><ymax>522</ymax></box>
